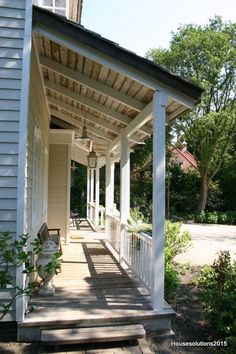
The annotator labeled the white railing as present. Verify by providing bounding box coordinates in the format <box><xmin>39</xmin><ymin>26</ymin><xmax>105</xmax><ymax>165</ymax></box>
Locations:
<box><xmin>99</xmin><ymin>205</ymin><xmax>105</xmax><ymax>228</ymax></box>
<box><xmin>106</xmin><ymin>214</ymin><xmax>121</xmax><ymax>253</ymax></box>
<box><xmin>123</xmin><ymin>229</ymin><xmax>152</xmax><ymax>291</ymax></box>
<box><xmin>105</xmin><ymin>214</ymin><xmax>153</xmax><ymax>291</ymax></box>
<box><xmin>87</xmin><ymin>202</ymin><xmax>96</xmax><ymax>225</ymax></box>
<box><xmin>87</xmin><ymin>203</ymin><xmax>105</xmax><ymax>229</ymax></box>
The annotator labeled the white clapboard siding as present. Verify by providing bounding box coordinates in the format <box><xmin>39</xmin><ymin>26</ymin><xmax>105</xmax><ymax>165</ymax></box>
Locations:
<box><xmin>0</xmin><ymin>176</ymin><xmax>17</xmax><ymax>188</ymax></box>
<box><xmin>0</xmin><ymin>0</ymin><xmax>26</xmax><ymax>322</ymax></box>
<box><xmin>0</xmin><ymin>28</ymin><xmax>24</xmax><ymax>39</ymax></box>
<box><xmin>0</xmin><ymin>143</ymin><xmax>18</xmax><ymax>154</ymax></box>
<box><xmin>0</xmin><ymin>100</ymin><xmax>20</xmax><ymax>110</ymax></box>
<box><xmin>0</xmin><ymin>132</ymin><xmax>19</xmax><ymax>142</ymax></box>
<box><xmin>0</xmin><ymin>155</ymin><xmax>18</xmax><ymax>164</ymax></box>
<box><xmin>0</xmin><ymin>221</ymin><xmax>16</xmax><ymax>232</ymax></box>
<box><xmin>0</xmin><ymin>89</ymin><xmax>21</xmax><ymax>100</ymax></box>
<box><xmin>0</xmin><ymin>68</ymin><xmax>22</xmax><ymax>79</ymax></box>
<box><xmin>0</xmin><ymin>188</ymin><xmax>17</xmax><ymax>199</ymax></box>
<box><xmin>0</xmin><ymin>8</ymin><xmax>25</xmax><ymax>19</ymax></box>
<box><xmin>0</xmin><ymin>199</ymin><xmax>17</xmax><ymax>210</ymax></box>
<box><xmin>0</xmin><ymin>0</ymin><xmax>25</xmax><ymax>9</ymax></box>
<box><xmin>0</xmin><ymin>122</ymin><xmax>19</xmax><ymax>132</ymax></box>
<box><xmin>0</xmin><ymin>47</ymin><xmax>23</xmax><ymax>58</ymax></box>
<box><xmin>0</xmin><ymin>111</ymin><xmax>20</xmax><ymax>121</ymax></box>
<box><xmin>0</xmin><ymin>58</ymin><xmax>22</xmax><ymax>69</ymax></box>
<box><xmin>0</xmin><ymin>165</ymin><xmax>18</xmax><ymax>176</ymax></box>
<box><xmin>0</xmin><ymin>38</ymin><xmax>24</xmax><ymax>48</ymax></box>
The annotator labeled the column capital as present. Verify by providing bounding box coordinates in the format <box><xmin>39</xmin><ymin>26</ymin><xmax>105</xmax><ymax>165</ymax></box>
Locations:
<box><xmin>154</xmin><ymin>90</ymin><xmax>168</xmax><ymax>107</ymax></box>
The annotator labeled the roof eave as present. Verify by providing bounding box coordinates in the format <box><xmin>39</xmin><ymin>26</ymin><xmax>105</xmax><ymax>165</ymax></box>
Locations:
<box><xmin>32</xmin><ymin>6</ymin><xmax>203</xmax><ymax>104</ymax></box>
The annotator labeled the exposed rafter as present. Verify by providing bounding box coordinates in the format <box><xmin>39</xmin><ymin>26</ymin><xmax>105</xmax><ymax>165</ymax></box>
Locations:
<box><xmin>40</xmin><ymin>56</ymin><xmax>145</xmax><ymax>112</ymax></box>
<box><xmin>48</xmin><ymin>96</ymin><xmax>140</xmax><ymax>144</ymax></box>
<box><xmin>44</xmin><ymin>78</ymin><xmax>152</xmax><ymax>136</ymax></box>
<box><xmin>51</xmin><ymin>116</ymin><xmax>109</xmax><ymax>146</ymax></box>
<box><xmin>50</xmin><ymin>108</ymin><xmax>114</xmax><ymax>142</ymax></box>
<box><xmin>48</xmin><ymin>96</ymin><xmax>121</xmax><ymax>136</ymax></box>
<box><xmin>44</xmin><ymin>79</ymin><xmax>152</xmax><ymax>135</ymax></box>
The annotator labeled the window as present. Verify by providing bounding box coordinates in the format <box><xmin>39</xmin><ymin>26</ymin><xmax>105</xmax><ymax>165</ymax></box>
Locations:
<box><xmin>38</xmin><ymin>0</ymin><xmax>68</xmax><ymax>17</ymax></box>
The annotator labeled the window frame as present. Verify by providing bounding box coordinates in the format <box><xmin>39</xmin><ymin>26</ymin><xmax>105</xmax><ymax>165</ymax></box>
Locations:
<box><xmin>38</xmin><ymin>0</ymin><xmax>69</xmax><ymax>18</ymax></box>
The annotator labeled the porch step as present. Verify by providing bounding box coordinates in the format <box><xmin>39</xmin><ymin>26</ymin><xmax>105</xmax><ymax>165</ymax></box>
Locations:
<box><xmin>41</xmin><ymin>324</ymin><xmax>146</xmax><ymax>345</ymax></box>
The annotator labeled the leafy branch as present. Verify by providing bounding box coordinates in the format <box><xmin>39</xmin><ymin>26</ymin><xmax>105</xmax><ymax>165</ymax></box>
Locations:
<box><xmin>0</xmin><ymin>232</ymin><xmax>62</xmax><ymax>320</ymax></box>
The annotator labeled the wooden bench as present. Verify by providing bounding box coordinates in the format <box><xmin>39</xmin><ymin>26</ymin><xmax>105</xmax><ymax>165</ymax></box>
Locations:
<box><xmin>37</xmin><ymin>222</ymin><xmax>62</xmax><ymax>253</ymax></box>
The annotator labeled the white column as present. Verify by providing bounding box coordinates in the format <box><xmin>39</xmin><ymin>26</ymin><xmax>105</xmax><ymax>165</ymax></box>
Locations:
<box><xmin>95</xmin><ymin>166</ymin><xmax>100</xmax><ymax>228</ymax></box>
<box><xmin>105</xmin><ymin>153</ymin><xmax>114</xmax><ymax>239</ymax></box>
<box><xmin>152</xmin><ymin>91</ymin><xmax>167</xmax><ymax>311</ymax></box>
<box><xmin>90</xmin><ymin>169</ymin><xmax>94</xmax><ymax>203</ymax></box>
<box><xmin>120</xmin><ymin>129</ymin><xmax>130</xmax><ymax>262</ymax></box>
<box><xmin>90</xmin><ymin>169</ymin><xmax>95</xmax><ymax>222</ymax></box>
<box><xmin>86</xmin><ymin>167</ymin><xmax>90</xmax><ymax>219</ymax></box>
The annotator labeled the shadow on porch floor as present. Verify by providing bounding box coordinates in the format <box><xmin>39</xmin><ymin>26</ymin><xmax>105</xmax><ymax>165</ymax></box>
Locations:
<box><xmin>18</xmin><ymin>222</ymin><xmax>174</xmax><ymax>342</ymax></box>
<box><xmin>26</xmin><ymin>223</ymin><xmax>153</xmax><ymax>323</ymax></box>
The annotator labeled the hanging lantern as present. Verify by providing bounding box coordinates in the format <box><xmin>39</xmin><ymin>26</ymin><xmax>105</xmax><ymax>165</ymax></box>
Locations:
<box><xmin>75</xmin><ymin>123</ymin><xmax>90</xmax><ymax>141</ymax></box>
<box><xmin>87</xmin><ymin>149</ymin><xmax>97</xmax><ymax>168</ymax></box>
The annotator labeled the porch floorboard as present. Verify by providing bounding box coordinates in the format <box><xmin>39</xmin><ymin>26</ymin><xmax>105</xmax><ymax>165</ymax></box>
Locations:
<box><xmin>22</xmin><ymin>223</ymin><xmax>173</xmax><ymax>327</ymax></box>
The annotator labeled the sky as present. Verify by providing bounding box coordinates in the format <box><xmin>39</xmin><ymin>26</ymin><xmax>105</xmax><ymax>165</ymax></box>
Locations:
<box><xmin>81</xmin><ymin>0</ymin><xmax>236</xmax><ymax>57</ymax></box>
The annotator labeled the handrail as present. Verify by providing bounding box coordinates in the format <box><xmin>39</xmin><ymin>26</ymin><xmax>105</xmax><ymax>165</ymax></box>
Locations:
<box><xmin>134</xmin><ymin>231</ymin><xmax>152</xmax><ymax>245</ymax></box>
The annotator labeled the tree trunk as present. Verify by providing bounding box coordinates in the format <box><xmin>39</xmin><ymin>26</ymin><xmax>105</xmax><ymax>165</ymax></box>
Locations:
<box><xmin>197</xmin><ymin>174</ymin><xmax>209</xmax><ymax>212</ymax></box>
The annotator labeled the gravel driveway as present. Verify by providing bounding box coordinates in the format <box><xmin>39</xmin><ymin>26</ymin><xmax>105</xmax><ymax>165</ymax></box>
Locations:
<box><xmin>174</xmin><ymin>223</ymin><xmax>236</xmax><ymax>266</ymax></box>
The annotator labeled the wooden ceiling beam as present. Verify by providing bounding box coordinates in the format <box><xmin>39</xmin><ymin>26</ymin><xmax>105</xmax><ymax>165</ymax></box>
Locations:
<box><xmin>48</xmin><ymin>95</ymin><xmax>121</xmax><ymax>136</ymax></box>
<box><xmin>44</xmin><ymin>78</ymin><xmax>152</xmax><ymax>136</ymax></box>
<box><xmin>50</xmin><ymin>108</ymin><xmax>114</xmax><ymax>142</ymax></box>
<box><xmin>51</xmin><ymin>116</ymin><xmax>109</xmax><ymax>146</ymax></box>
<box><xmin>48</xmin><ymin>96</ymin><xmax>140</xmax><ymax>144</ymax></box>
<box><xmin>40</xmin><ymin>56</ymin><xmax>145</xmax><ymax>112</ymax></box>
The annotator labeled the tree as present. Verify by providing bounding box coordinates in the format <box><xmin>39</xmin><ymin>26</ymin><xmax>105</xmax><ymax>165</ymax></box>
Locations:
<box><xmin>147</xmin><ymin>16</ymin><xmax>236</xmax><ymax>211</ymax></box>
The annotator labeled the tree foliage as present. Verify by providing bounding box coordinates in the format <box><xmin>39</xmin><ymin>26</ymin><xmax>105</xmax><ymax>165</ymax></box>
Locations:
<box><xmin>147</xmin><ymin>16</ymin><xmax>236</xmax><ymax>211</ymax></box>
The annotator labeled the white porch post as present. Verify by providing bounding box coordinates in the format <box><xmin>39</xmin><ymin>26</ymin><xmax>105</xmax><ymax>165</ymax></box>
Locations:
<box><xmin>86</xmin><ymin>167</ymin><xmax>90</xmax><ymax>219</ymax></box>
<box><xmin>90</xmin><ymin>169</ymin><xmax>94</xmax><ymax>203</ymax></box>
<box><xmin>95</xmin><ymin>166</ymin><xmax>100</xmax><ymax>228</ymax></box>
<box><xmin>90</xmin><ymin>168</ymin><xmax>94</xmax><ymax>222</ymax></box>
<box><xmin>120</xmin><ymin>129</ymin><xmax>130</xmax><ymax>262</ymax></box>
<box><xmin>152</xmin><ymin>91</ymin><xmax>167</xmax><ymax>311</ymax></box>
<box><xmin>105</xmin><ymin>153</ymin><xmax>114</xmax><ymax>239</ymax></box>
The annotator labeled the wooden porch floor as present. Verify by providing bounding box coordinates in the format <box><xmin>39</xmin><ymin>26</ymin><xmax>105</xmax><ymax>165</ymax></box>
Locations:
<box><xmin>21</xmin><ymin>221</ymin><xmax>173</xmax><ymax>329</ymax></box>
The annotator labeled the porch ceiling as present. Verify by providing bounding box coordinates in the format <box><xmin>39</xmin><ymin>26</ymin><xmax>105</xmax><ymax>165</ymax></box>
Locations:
<box><xmin>32</xmin><ymin>6</ymin><xmax>203</xmax><ymax>161</ymax></box>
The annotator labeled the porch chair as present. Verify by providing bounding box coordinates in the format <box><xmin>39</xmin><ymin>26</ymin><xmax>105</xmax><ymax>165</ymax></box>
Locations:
<box><xmin>70</xmin><ymin>211</ymin><xmax>82</xmax><ymax>229</ymax></box>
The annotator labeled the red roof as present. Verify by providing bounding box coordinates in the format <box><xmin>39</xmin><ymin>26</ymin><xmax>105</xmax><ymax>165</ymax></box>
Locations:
<box><xmin>170</xmin><ymin>147</ymin><xmax>198</xmax><ymax>171</ymax></box>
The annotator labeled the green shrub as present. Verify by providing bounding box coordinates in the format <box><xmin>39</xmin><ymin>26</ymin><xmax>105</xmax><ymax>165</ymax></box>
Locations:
<box><xmin>164</xmin><ymin>221</ymin><xmax>191</xmax><ymax>264</ymax></box>
<box><xmin>165</xmin><ymin>263</ymin><xmax>180</xmax><ymax>301</ymax></box>
<box><xmin>164</xmin><ymin>221</ymin><xmax>191</xmax><ymax>299</ymax></box>
<box><xmin>195</xmin><ymin>210</ymin><xmax>206</xmax><ymax>223</ymax></box>
<box><xmin>198</xmin><ymin>251</ymin><xmax>236</xmax><ymax>351</ymax></box>
<box><xmin>195</xmin><ymin>211</ymin><xmax>236</xmax><ymax>225</ymax></box>
<box><xmin>206</xmin><ymin>211</ymin><xmax>218</xmax><ymax>224</ymax></box>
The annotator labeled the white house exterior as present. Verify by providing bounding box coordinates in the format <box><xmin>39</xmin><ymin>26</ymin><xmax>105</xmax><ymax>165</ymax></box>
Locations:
<box><xmin>0</xmin><ymin>0</ymin><xmax>202</xmax><ymax>339</ymax></box>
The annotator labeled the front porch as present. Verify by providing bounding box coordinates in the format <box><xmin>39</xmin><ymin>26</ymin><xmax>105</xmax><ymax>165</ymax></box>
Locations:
<box><xmin>18</xmin><ymin>222</ymin><xmax>174</xmax><ymax>341</ymax></box>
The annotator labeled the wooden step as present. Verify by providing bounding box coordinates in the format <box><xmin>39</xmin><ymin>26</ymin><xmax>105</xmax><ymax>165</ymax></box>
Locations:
<box><xmin>41</xmin><ymin>324</ymin><xmax>146</xmax><ymax>345</ymax></box>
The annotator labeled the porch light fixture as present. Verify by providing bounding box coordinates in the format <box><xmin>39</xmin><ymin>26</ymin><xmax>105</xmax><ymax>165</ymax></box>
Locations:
<box><xmin>76</xmin><ymin>123</ymin><xmax>90</xmax><ymax>141</ymax></box>
<box><xmin>87</xmin><ymin>148</ymin><xmax>97</xmax><ymax>168</ymax></box>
